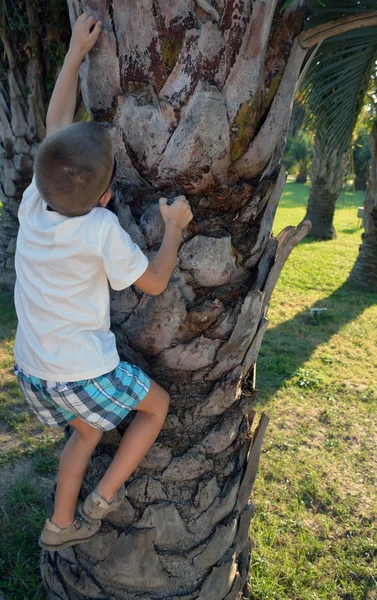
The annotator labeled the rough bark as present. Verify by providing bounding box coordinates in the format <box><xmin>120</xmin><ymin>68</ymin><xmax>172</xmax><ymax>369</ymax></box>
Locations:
<box><xmin>0</xmin><ymin>2</ymin><xmax>80</xmax><ymax>288</ymax></box>
<box><xmin>0</xmin><ymin>67</ymin><xmax>84</xmax><ymax>287</ymax></box>
<box><xmin>349</xmin><ymin>120</ymin><xmax>377</xmax><ymax>292</ymax></box>
<box><xmin>21</xmin><ymin>2</ymin><xmax>375</xmax><ymax>599</ymax></box>
<box><xmin>0</xmin><ymin>64</ymin><xmax>42</xmax><ymax>287</ymax></box>
<box><xmin>304</xmin><ymin>135</ymin><xmax>348</xmax><ymax>239</ymax></box>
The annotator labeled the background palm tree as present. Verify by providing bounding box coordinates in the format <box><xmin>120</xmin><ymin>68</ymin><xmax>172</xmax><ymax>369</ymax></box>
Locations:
<box><xmin>0</xmin><ymin>0</ymin><xmax>82</xmax><ymax>287</ymax></box>
<box><xmin>353</xmin><ymin>116</ymin><xmax>372</xmax><ymax>191</ymax></box>
<box><xmin>349</xmin><ymin>93</ymin><xmax>377</xmax><ymax>291</ymax></box>
<box><xmin>284</xmin><ymin>132</ymin><xmax>313</xmax><ymax>183</ymax></box>
<box><xmin>302</xmin><ymin>3</ymin><xmax>377</xmax><ymax>239</ymax></box>
<box><xmin>37</xmin><ymin>2</ymin><xmax>377</xmax><ymax>598</ymax></box>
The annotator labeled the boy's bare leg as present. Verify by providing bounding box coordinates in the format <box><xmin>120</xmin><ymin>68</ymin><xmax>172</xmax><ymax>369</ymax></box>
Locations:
<box><xmin>51</xmin><ymin>420</ymin><xmax>103</xmax><ymax>528</ymax></box>
<box><xmin>95</xmin><ymin>380</ymin><xmax>169</xmax><ymax>503</ymax></box>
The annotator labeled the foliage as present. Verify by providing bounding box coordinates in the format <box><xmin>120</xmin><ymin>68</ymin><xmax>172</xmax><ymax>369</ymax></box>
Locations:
<box><xmin>0</xmin><ymin>0</ymin><xmax>70</xmax><ymax>99</ymax></box>
<box><xmin>353</xmin><ymin>129</ymin><xmax>372</xmax><ymax>190</ymax></box>
<box><xmin>301</xmin><ymin>1</ymin><xmax>377</xmax><ymax>158</ymax></box>
<box><xmin>350</xmin><ymin>94</ymin><xmax>376</xmax><ymax>190</ymax></box>
<box><xmin>281</xmin><ymin>0</ymin><xmax>324</xmax><ymax>12</ymax></box>
<box><xmin>288</xmin><ymin>98</ymin><xmax>307</xmax><ymax>139</ymax></box>
<box><xmin>283</xmin><ymin>133</ymin><xmax>314</xmax><ymax>179</ymax></box>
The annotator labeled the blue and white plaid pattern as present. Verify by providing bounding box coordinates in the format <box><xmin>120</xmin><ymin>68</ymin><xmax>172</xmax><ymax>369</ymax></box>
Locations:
<box><xmin>14</xmin><ymin>362</ymin><xmax>150</xmax><ymax>431</ymax></box>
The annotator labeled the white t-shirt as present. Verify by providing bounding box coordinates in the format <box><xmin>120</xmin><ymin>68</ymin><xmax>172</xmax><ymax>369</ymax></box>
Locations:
<box><xmin>14</xmin><ymin>177</ymin><xmax>148</xmax><ymax>381</ymax></box>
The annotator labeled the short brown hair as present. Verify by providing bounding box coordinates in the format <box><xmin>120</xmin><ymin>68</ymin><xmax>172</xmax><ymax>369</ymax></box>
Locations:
<box><xmin>34</xmin><ymin>122</ymin><xmax>113</xmax><ymax>217</ymax></box>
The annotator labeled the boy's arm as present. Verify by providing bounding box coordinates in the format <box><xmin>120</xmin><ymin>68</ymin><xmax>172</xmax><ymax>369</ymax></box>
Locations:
<box><xmin>46</xmin><ymin>13</ymin><xmax>102</xmax><ymax>137</ymax></box>
<box><xmin>135</xmin><ymin>196</ymin><xmax>193</xmax><ymax>296</ymax></box>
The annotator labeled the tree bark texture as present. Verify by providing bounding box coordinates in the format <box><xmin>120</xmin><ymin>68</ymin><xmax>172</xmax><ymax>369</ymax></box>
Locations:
<box><xmin>0</xmin><ymin>0</ymin><xmax>77</xmax><ymax>287</ymax></box>
<box><xmin>0</xmin><ymin>62</ymin><xmax>43</xmax><ymax>287</ymax></box>
<box><xmin>349</xmin><ymin>120</ymin><xmax>377</xmax><ymax>292</ymax></box>
<box><xmin>304</xmin><ymin>135</ymin><xmax>348</xmax><ymax>239</ymax></box>
<box><xmin>32</xmin><ymin>2</ymin><xmax>376</xmax><ymax>599</ymax></box>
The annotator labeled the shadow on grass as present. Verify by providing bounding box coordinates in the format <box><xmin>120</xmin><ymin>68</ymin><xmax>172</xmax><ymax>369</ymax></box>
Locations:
<box><xmin>0</xmin><ymin>285</ymin><xmax>17</xmax><ymax>339</ymax></box>
<box><xmin>341</xmin><ymin>226</ymin><xmax>363</xmax><ymax>235</ymax></box>
<box><xmin>256</xmin><ymin>280</ymin><xmax>377</xmax><ymax>406</ymax></box>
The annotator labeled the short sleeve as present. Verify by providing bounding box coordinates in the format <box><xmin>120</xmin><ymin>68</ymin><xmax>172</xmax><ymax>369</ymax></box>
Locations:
<box><xmin>100</xmin><ymin>211</ymin><xmax>149</xmax><ymax>290</ymax></box>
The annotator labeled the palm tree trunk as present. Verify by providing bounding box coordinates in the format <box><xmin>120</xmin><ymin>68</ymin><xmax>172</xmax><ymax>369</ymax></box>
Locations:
<box><xmin>304</xmin><ymin>136</ymin><xmax>348</xmax><ymax>239</ymax></box>
<box><xmin>0</xmin><ymin>3</ymin><xmax>81</xmax><ymax>289</ymax></box>
<box><xmin>30</xmin><ymin>3</ymin><xmax>377</xmax><ymax>598</ymax></box>
<box><xmin>349</xmin><ymin>120</ymin><xmax>377</xmax><ymax>291</ymax></box>
<box><xmin>0</xmin><ymin>64</ymin><xmax>44</xmax><ymax>287</ymax></box>
<box><xmin>296</xmin><ymin>161</ymin><xmax>308</xmax><ymax>183</ymax></box>
<box><xmin>0</xmin><ymin>2</ymin><xmax>49</xmax><ymax>287</ymax></box>
<box><xmin>0</xmin><ymin>64</ymin><xmax>85</xmax><ymax>288</ymax></box>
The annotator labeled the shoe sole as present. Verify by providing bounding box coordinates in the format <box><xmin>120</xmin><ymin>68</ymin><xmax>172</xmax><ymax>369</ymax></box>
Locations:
<box><xmin>39</xmin><ymin>528</ymin><xmax>99</xmax><ymax>552</ymax></box>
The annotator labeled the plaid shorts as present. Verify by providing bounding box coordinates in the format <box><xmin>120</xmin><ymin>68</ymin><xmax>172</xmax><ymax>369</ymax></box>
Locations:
<box><xmin>14</xmin><ymin>361</ymin><xmax>150</xmax><ymax>432</ymax></box>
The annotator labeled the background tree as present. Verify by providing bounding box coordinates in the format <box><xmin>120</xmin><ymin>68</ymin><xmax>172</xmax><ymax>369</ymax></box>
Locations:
<box><xmin>353</xmin><ymin>111</ymin><xmax>372</xmax><ymax>191</ymax></box>
<box><xmin>37</xmin><ymin>2</ymin><xmax>377</xmax><ymax>599</ymax></box>
<box><xmin>0</xmin><ymin>0</ymin><xmax>82</xmax><ymax>287</ymax></box>
<box><xmin>283</xmin><ymin>132</ymin><xmax>313</xmax><ymax>183</ymax></box>
<box><xmin>349</xmin><ymin>91</ymin><xmax>377</xmax><ymax>291</ymax></box>
<box><xmin>288</xmin><ymin>96</ymin><xmax>307</xmax><ymax>138</ymax></box>
<box><xmin>302</xmin><ymin>7</ymin><xmax>377</xmax><ymax>239</ymax></box>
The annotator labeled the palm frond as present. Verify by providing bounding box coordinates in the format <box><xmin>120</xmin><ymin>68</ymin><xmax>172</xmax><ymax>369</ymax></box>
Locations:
<box><xmin>301</xmin><ymin>19</ymin><xmax>377</xmax><ymax>157</ymax></box>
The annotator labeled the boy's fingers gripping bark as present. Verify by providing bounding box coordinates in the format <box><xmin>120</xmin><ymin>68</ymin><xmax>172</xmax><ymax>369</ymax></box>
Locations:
<box><xmin>159</xmin><ymin>195</ymin><xmax>193</xmax><ymax>230</ymax></box>
<box><xmin>77</xmin><ymin>12</ymin><xmax>88</xmax><ymax>22</ymax></box>
<box><xmin>85</xmin><ymin>16</ymin><xmax>97</xmax><ymax>30</ymax></box>
<box><xmin>90</xmin><ymin>22</ymin><xmax>103</xmax><ymax>39</ymax></box>
<box><xmin>70</xmin><ymin>14</ymin><xmax>102</xmax><ymax>57</ymax></box>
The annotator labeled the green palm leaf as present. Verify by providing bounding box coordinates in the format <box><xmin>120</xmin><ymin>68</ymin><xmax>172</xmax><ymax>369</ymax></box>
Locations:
<box><xmin>302</xmin><ymin>1</ymin><xmax>377</xmax><ymax>156</ymax></box>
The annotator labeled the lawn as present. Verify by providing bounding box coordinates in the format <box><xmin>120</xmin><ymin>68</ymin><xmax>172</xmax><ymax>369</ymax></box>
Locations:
<box><xmin>0</xmin><ymin>181</ymin><xmax>376</xmax><ymax>599</ymax></box>
<box><xmin>251</xmin><ymin>182</ymin><xmax>377</xmax><ymax>600</ymax></box>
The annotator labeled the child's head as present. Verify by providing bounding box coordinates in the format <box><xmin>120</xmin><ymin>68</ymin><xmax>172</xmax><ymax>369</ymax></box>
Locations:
<box><xmin>35</xmin><ymin>122</ymin><xmax>114</xmax><ymax>217</ymax></box>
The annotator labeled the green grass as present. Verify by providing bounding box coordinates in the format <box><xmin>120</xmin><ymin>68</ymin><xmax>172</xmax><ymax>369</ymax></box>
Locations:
<box><xmin>0</xmin><ymin>181</ymin><xmax>376</xmax><ymax>599</ymax></box>
<box><xmin>0</xmin><ymin>480</ymin><xmax>46</xmax><ymax>599</ymax></box>
<box><xmin>0</xmin><ymin>285</ymin><xmax>63</xmax><ymax>470</ymax></box>
<box><xmin>250</xmin><ymin>181</ymin><xmax>377</xmax><ymax>600</ymax></box>
<box><xmin>0</xmin><ymin>287</ymin><xmax>63</xmax><ymax>599</ymax></box>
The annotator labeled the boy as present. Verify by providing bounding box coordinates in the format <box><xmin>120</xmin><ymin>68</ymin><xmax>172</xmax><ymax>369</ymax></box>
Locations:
<box><xmin>13</xmin><ymin>13</ymin><xmax>192</xmax><ymax>551</ymax></box>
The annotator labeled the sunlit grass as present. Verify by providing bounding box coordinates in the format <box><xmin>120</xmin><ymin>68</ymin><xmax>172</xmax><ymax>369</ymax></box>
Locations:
<box><xmin>250</xmin><ymin>181</ymin><xmax>377</xmax><ymax>600</ymax></box>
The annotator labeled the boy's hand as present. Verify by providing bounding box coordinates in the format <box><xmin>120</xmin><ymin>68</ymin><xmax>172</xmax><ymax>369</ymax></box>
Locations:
<box><xmin>46</xmin><ymin>13</ymin><xmax>102</xmax><ymax>136</ymax></box>
<box><xmin>159</xmin><ymin>196</ymin><xmax>193</xmax><ymax>231</ymax></box>
<box><xmin>69</xmin><ymin>13</ymin><xmax>102</xmax><ymax>59</ymax></box>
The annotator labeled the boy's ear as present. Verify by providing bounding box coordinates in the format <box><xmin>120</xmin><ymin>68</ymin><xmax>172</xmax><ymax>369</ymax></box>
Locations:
<box><xmin>99</xmin><ymin>188</ymin><xmax>112</xmax><ymax>208</ymax></box>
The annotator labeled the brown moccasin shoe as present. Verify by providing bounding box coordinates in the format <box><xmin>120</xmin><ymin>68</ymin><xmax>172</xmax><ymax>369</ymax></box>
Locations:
<box><xmin>39</xmin><ymin>517</ymin><xmax>101</xmax><ymax>551</ymax></box>
<box><xmin>79</xmin><ymin>490</ymin><xmax>120</xmax><ymax>523</ymax></box>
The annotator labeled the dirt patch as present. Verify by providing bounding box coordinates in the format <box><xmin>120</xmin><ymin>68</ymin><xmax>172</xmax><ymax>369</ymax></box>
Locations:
<box><xmin>0</xmin><ymin>457</ymin><xmax>56</xmax><ymax>502</ymax></box>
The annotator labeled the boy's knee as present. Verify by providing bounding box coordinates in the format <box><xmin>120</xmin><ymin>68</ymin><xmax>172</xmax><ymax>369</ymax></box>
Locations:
<box><xmin>81</xmin><ymin>427</ymin><xmax>103</xmax><ymax>444</ymax></box>
<box><xmin>72</xmin><ymin>418</ymin><xmax>103</xmax><ymax>443</ymax></box>
<box><xmin>162</xmin><ymin>389</ymin><xmax>170</xmax><ymax>411</ymax></box>
<box><xmin>155</xmin><ymin>387</ymin><xmax>170</xmax><ymax>418</ymax></box>
<box><xmin>137</xmin><ymin>381</ymin><xmax>170</xmax><ymax>420</ymax></box>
